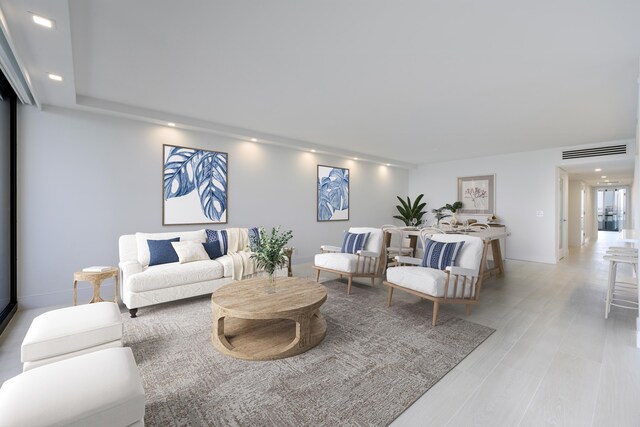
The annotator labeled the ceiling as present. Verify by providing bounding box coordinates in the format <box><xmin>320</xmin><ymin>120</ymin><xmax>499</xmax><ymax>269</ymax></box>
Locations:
<box><xmin>563</xmin><ymin>158</ymin><xmax>634</xmax><ymax>186</ymax></box>
<box><xmin>1</xmin><ymin>0</ymin><xmax>639</xmax><ymax>166</ymax></box>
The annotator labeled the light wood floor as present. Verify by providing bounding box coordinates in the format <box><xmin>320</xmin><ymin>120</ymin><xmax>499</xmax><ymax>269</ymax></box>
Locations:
<box><xmin>1</xmin><ymin>231</ymin><xmax>638</xmax><ymax>426</ymax></box>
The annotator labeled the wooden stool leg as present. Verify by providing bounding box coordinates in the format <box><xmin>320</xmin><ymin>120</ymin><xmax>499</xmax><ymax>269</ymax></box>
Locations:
<box><xmin>73</xmin><ymin>280</ymin><xmax>78</xmax><ymax>305</ymax></box>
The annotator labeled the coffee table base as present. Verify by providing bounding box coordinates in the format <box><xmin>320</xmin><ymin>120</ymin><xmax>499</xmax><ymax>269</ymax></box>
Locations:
<box><xmin>212</xmin><ymin>310</ymin><xmax>327</xmax><ymax>361</ymax></box>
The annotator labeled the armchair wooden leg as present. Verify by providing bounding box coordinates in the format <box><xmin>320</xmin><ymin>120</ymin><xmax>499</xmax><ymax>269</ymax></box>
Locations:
<box><xmin>347</xmin><ymin>276</ymin><xmax>353</xmax><ymax>295</ymax></box>
<box><xmin>371</xmin><ymin>277</ymin><xmax>375</xmax><ymax>288</ymax></box>
<box><xmin>387</xmin><ymin>287</ymin><xmax>393</xmax><ymax>307</ymax></box>
<box><xmin>432</xmin><ymin>302</ymin><xmax>439</xmax><ymax>327</ymax></box>
<box><xmin>465</xmin><ymin>304</ymin><xmax>471</xmax><ymax>316</ymax></box>
<box><xmin>315</xmin><ymin>269</ymin><xmax>320</xmax><ymax>283</ymax></box>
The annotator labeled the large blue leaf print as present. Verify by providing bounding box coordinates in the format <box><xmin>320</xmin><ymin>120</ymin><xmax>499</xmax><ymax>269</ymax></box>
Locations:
<box><xmin>318</xmin><ymin>177</ymin><xmax>334</xmax><ymax>220</ymax></box>
<box><xmin>163</xmin><ymin>147</ymin><xmax>203</xmax><ymax>200</ymax></box>
<box><xmin>194</xmin><ymin>152</ymin><xmax>227</xmax><ymax>221</ymax></box>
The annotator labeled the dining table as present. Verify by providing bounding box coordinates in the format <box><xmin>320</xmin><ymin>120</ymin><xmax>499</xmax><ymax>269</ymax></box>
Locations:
<box><xmin>618</xmin><ymin>229</ymin><xmax>640</xmax><ymax>347</ymax></box>
<box><xmin>398</xmin><ymin>225</ymin><xmax>508</xmax><ymax>280</ymax></box>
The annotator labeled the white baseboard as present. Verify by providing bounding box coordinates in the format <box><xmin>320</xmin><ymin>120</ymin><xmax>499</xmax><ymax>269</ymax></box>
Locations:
<box><xmin>18</xmin><ymin>283</ymin><xmax>118</xmax><ymax>310</ymax></box>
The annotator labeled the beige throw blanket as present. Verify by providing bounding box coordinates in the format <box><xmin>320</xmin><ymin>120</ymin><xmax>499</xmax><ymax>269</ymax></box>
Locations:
<box><xmin>226</xmin><ymin>228</ymin><xmax>256</xmax><ymax>280</ymax></box>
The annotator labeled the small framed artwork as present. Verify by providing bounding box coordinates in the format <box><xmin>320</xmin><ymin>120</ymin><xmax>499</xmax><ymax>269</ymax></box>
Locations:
<box><xmin>317</xmin><ymin>165</ymin><xmax>349</xmax><ymax>221</ymax></box>
<box><xmin>458</xmin><ymin>174</ymin><xmax>495</xmax><ymax>214</ymax></box>
<box><xmin>163</xmin><ymin>144</ymin><xmax>228</xmax><ymax>225</ymax></box>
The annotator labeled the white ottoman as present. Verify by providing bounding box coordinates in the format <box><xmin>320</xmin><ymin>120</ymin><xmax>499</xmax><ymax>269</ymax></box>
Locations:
<box><xmin>0</xmin><ymin>347</ymin><xmax>145</xmax><ymax>427</ymax></box>
<box><xmin>21</xmin><ymin>302</ymin><xmax>123</xmax><ymax>371</ymax></box>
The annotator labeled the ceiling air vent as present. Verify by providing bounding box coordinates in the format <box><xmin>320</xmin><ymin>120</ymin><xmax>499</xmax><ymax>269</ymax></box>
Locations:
<box><xmin>562</xmin><ymin>144</ymin><xmax>627</xmax><ymax>160</ymax></box>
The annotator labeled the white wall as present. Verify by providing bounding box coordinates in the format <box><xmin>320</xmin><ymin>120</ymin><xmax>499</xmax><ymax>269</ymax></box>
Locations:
<box><xmin>18</xmin><ymin>106</ymin><xmax>409</xmax><ymax>307</ymax></box>
<box><xmin>410</xmin><ymin>149</ymin><xmax>558</xmax><ymax>264</ymax></box>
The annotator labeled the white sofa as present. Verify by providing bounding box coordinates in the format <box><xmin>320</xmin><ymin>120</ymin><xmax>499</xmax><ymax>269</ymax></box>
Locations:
<box><xmin>119</xmin><ymin>228</ymin><xmax>285</xmax><ymax>317</ymax></box>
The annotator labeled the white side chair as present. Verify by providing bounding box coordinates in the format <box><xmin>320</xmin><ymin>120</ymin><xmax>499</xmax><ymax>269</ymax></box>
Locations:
<box><xmin>604</xmin><ymin>252</ymin><xmax>638</xmax><ymax>319</ymax></box>
<box><xmin>313</xmin><ymin>227</ymin><xmax>385</xmax><ymax>294</ymax></box>
<box><xmin>384</xmin><ymin>234</ymin><xmax>486</xmax><ymax>326</ymax></box>
<box><xmin>383</xmin><ymin>225</ymin><xmax>413</xmax><ymax>270</ymax></box>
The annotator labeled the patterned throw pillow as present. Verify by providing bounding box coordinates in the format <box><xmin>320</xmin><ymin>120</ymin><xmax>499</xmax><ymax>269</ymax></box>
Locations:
<box><xmin>205</xmin><ymin>229</ymin><xmax>228</xmax><ymax>257</ymax></box>
<box><xmin>248</xmin><ymin>227</ymin><xmax>261</xmax><ymax>252</ymax></box>
<box><xmin>341</xmin><ymin>232</ymin><xmax>370</xmax><ymax>254</ymax></box>
<box><xmin>147</xmin><ymin>238</ymin><xmax>180</xmax><ymax>266</ymax></box>
<box><xmin>171</xmin><ymin>241</ymin><xmax>209</xmax><ymax>264</ymax></box>
<box><xmin>421</xmin><ymin>239</ymin><xmax>465</xmax><ymax>270</ymax></box>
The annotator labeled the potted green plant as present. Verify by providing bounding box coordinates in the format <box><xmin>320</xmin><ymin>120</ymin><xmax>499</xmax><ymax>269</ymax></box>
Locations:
<box><xmin>441</xmin><ymin>201</ymin><xmax>463</xmax><ymax>225</ymax></box>
<box><xmin>393</xmin><ymin>194</ymin><xmax>427</xmax><ymax>227</ymax></box>
<box><xmin>251</xmin><ymin>226</ymin><xmax>293</xmax><ymax>292</ymax></box>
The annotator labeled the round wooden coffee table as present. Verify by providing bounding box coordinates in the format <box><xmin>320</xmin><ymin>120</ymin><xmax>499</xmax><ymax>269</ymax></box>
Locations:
<box><xmin>211</xmin><ymin>277</ymin><xmax>327</xmax><ymax>361</ymax></box>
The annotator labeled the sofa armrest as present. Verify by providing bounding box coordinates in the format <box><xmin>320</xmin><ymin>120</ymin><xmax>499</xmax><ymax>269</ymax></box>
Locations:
<box><xmin>119</xmin><ymin>261</ymin><xmax>143</xmax><ymax>280</ymax></box>
<box><xmin>445</xmin><ymin>266</ymin><xmax>478</xmax><ymax>278</ymax></box>
<box><xmin>320</xmin><ymin>245</ymin><xmax>342</xmax><ymax>253</ymax></box>
<box><xmin>395</xmin><ymin>256</ymin><xmax>422</xmax><ymax>266</ymax></box>
<box><xmin>357</xmin><ymin>250</ymin><xmax>380</xmax><ymax>258</ymax></box>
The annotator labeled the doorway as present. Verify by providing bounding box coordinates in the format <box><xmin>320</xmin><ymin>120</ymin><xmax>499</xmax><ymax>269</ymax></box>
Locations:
<box><xmin>557</xmin><ymin>168</ymin><xmax>569</xmax><ymax>260</ymax></box>
<box><xmin>597</xmin><ymin>187</ymin><xmax>628</xmax><ymax>232</ymax></box>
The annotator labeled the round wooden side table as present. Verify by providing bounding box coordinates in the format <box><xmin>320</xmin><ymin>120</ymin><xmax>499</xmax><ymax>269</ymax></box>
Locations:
<box><xmin>73</xmin><ymin>267</ymin><xmax>119</xmax><ymax>305</ymax></box>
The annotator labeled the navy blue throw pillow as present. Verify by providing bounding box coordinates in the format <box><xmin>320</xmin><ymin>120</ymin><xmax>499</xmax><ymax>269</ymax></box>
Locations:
<box><xmin>205</xmin><ymin>229</ymin><xmax>228</xmax><ymax>255</ymax></box>
<box><xmin>341</xmin><ymin>232</ymin><xmax>370</xmax><ymax>254</ymax></box>
<box><xmin>202</xmin><ymin>242</ymin><xmax>225</xmax><ymax>259</ymax></box>
<box><xmin>148</xmin><ymin>238</ymin><xmax>180</xmax><ymax>266</ymax></box>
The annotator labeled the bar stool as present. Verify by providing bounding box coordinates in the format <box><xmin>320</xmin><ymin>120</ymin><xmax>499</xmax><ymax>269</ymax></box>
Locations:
<box><xmin>604</xmin><ymin>253</ymin><xmax>638</xmax><ymax>319</ymax></box>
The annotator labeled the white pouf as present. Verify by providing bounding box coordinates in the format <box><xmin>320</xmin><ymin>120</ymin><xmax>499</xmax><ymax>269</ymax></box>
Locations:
<box><xmin>21</xmin><ymin>302</ymin><xmax>123</xmax><ymax>371</ymax></box>
<box><xmin>0</xmin><ymin>347</ymin><xmax>145</xmax><ymax>427</ymax></box>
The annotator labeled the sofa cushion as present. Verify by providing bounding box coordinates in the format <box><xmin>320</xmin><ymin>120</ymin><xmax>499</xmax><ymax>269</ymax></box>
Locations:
<box><xmin>0</xmin><ymin>348</ymin><xmax>145</xmax><ymax>427</ymax></box>
<box><xmin>136</xmin><ymin>230</ymin><xmax>206</xmax><ymax>267</ymax></box>
<box><xmin>314</xmin><ymin>252</ymin><xmax>359</xmax><ymax>273</ymax></box>
<box><xmin>127</xmin><ymin>259</ymin><xmax>224</xmax><ymax>292</ymax></box>
<box><xmin>205</xmin><ymin>229</ymin><xmax>228</xmax><ymax>255</ymax></box>
<box><xmin>148</xmin><ymin>238</ymin><xmax>180</xmax><ymax>266</ymax></box>
<box><xmin>21</xmin><ymin>302</ymin><xmax>122</xmax><ymax>363</ymax></box>
<box><xmin>386</xmin><ymin>266</ymin><xmax>472</xmax><ymax>298</ymax></box>
<box><xmin>421</xmin><ymin>239</ymin><xmax>465</xmax><ymax>270</ymax></box>
<box><xmin>172</xmin><ymin>241</ymin><xmax>210</xmax><ymax>264</ymax></box>
<box><xmin>341</xmin><ymin>231</ymin><xmax>370</xmax><ymax>254</ymax></box>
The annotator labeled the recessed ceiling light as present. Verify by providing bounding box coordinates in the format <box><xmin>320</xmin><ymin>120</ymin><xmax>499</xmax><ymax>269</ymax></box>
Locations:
<box><xmin>386</xmin><ymin>163</ymin><xmax>391</xmax><ymax>166</ymax></box>
<box><xmin>167</xmin><ymin>122</ymin><xmax>176</xmax><ymax>127</ymax></box>
<box><xmin>595</xmin><ymin>168</ymin><xmax>602</xmax><ymax>172</ymax></box>
<box><xmin>601</xmin><ymin>175</ymin><xmax>606</xmax><ymax>178</ymax></box>
<box><xmin>604</xmin><ymin>179</ymin><xmax>610</xmax><ymax>182</ymax></box>
<box><xmin>32</xmin><ymin>14</ymin><xmax>54</xmax><ymax>28</ymax></box>
<box><xmin>250</xmin><ymin>138</ymin><xmax>257</xmax><ymax>142</ymax></box>
<box><xmin>48</xmin><ymin>73</ymin><xmax>62</xmax><ymax>82</ymax></box>
<box><xmin>353</xmin><ymin>157</ymin><xmax>358</xmax><ymax>160</ymax></box>
<box><xmin>310</xmin><ymin>149</ymin><xmax>316</xmax><ymax>153</ymax></box>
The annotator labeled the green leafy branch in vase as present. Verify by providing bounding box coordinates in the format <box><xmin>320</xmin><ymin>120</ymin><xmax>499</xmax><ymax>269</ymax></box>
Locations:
<box><xmin>251</xmin><ymin>226</ymin><xmax>293</xmax><ymax>276</ymax></box>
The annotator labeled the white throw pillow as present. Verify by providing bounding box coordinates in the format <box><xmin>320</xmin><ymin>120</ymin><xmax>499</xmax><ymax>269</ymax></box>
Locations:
<box><xmin>135</xmin><ymin>230</ymin><xmax>206</xmax><ymax>267</ymax></box>
<box><xmin>171</xmin><ymin>241</ymin><xmax>210</xmax><ymax>264</ymax></box>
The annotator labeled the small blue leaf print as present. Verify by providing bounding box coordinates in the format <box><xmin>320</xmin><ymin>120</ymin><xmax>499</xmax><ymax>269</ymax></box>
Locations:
<box><xmin>194</xmin><ymin>152</ymin><xmax>227</xmax><ymax>221</ymax></box>
<box><xmin>163</xmin><ymin>147</ymin><xmax>202</xmax><ymax>200</ymax></box>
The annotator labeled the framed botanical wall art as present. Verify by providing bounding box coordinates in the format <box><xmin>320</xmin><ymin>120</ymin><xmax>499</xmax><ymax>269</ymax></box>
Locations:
<box><xmin>163</xmin><ymin>144</ymin><xmax>228</xmax><ymax>225</ymax></box>
<box><xmin>317</xmin><ymin>165</ymin><xmax>349</xmax><ymax>221</ymax></box>
<box><xmin>458</xmin><ymin>174</ymin><xmax>495</xmax><ymax>215</ymax></box>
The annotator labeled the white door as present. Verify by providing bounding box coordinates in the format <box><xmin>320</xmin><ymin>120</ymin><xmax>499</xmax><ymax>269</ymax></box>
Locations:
<box><xmin>580</xmin><ymin>189</ymin><xmax>585</xmax><ymax>245</ymax></box>
<box><xmin>557</xmin><ymin>168</ymin><xmax>569</xmax><ymax>260</ymax></box>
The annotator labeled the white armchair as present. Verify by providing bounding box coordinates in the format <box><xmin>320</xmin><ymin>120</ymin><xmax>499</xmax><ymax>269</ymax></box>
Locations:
<box><xmin>384</xmin><ymin>234</ymin><xmax>486</xmax><ymax>326</ymax></box>
<box><xmin>313</xmin><ymin>227</ymin><xmax>385</xmax><ymax>294</ymax></box>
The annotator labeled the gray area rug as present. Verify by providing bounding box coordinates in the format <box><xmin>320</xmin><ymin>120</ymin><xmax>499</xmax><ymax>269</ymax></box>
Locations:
<box><xmin>123</xmin><ymin>279</ymin><xmax>494</xmax><ymax>426</ymax></box>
